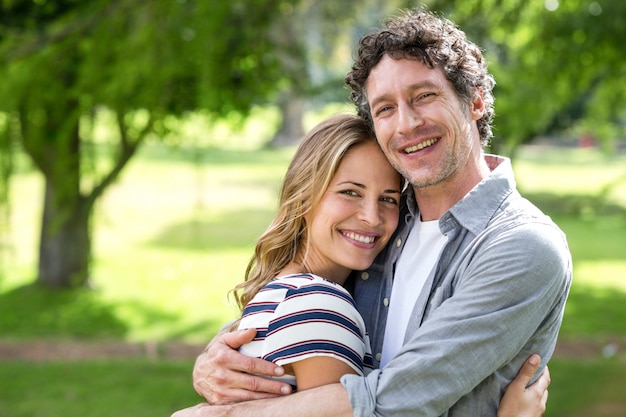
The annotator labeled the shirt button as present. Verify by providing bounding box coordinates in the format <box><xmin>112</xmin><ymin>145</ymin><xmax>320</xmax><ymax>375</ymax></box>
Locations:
<box><xmin>396</xmin><ymin>238</ymin><xmax>402</xmax><ymax>247</ymax></box>
<box><xmin>383</xmin><ymin>298</ymin><xmax>389</xmax><ymax>307</ymax></box>
<box><xmin>375</xmin><ymin>353</ymin><xmax>382</xmax><ymax>362</ymax></box>
<box><xmin>360</xmin><ymin>272</ymin><xmax>369</xmax><ymax>280</ymax></box>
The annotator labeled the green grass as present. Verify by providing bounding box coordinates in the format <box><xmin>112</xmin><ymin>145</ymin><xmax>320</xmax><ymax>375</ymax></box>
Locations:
<box><xmin>0</xmin><ymin>356</ymin><xmax>622</xmax><ymax>417</ymax></box>
<box><xmin>1</xmin><ymin>140</ymin><xmax>626</xmax><ymax>416</ymax></box>
<box><xmin>545</xmin><ymin>357</ymin><xmax>626</xmax><ymax>417</ymax></box>
<box><xmin>1</xmin><ymin>145</ymin><xmax>297</xmax><ymax>343</ymax></box>
<box><xmin>514</xmin><ymin>146</ymin><xmax>626</xmax><ymax>344</ymax></box>
<box><xmin>0</xmin><ymin>359</ymin><xmax>201</xmax><ymax>417</ymax></box>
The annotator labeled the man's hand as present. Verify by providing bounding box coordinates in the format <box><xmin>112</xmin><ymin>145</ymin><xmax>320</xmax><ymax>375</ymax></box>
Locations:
<box><xmin>193</xmin><ymin>328</ymin><xmax>292</xmax><ymax>404</ymax></box>
<box><xmin>498</xmin><ymin>354</ymin><xmax>551</xmax><ymax>417</ymax></box>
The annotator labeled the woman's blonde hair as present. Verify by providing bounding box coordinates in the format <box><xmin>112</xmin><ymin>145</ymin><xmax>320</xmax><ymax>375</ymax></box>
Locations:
<box><xmin>231</xmin><ymin>113</ymin><xmax>380</xmax><ymax>311</ymax></box>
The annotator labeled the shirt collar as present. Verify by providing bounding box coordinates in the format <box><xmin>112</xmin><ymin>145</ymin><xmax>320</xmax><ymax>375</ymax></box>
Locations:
<box><xmin>402</xmin><ymin>155</ymin><xmax>516</xmax><ymax>236</ymax></box>
<box><xmin>446</xmin><ymin>154</ymin><xmax>515</xmax><ymax>235</ymax></box>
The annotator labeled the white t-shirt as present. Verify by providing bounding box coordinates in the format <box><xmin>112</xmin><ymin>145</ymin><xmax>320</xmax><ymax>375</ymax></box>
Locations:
<box><xmin>380</xmin><ymin>219</ymin><xmax>447</xmax><ymax>368</ymax></box>
<box><xmin>238</xmin><ymin>273</ymin><xmax>373</xmax><ymax>389</ymax></box>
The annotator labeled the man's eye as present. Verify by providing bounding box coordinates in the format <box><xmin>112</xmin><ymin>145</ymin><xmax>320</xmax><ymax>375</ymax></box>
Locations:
<box><xmin>375</xmin><ymin>106</ymin><xmax>392</xmax><ymax>116</ymax></box>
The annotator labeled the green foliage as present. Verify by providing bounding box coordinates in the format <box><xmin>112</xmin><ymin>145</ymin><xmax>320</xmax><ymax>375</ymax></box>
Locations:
<box><xmin>414</xmin><ymin>0</ymin><xmax>626</xmax><ymax>154</ymax></box>
<box><xmin>0</xmin><ymin>0</ymin><xmax>301</xmax><ymax>287</ymax></box>
<box><xmin>0</xmin><ymin>1</ymin><xmax>291</xmax><ymax>116</ymax></box>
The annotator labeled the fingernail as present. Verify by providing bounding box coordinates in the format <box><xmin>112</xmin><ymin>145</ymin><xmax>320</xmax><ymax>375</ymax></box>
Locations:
<box><xmin>281</xmin><ymin>385</ymin><xmax>292</xmax><ymax>395</ymax></box>
<box><xmin>529</xmin><ymin>354</ymin><xmax>540</xmax><ymax>365</ymax></box>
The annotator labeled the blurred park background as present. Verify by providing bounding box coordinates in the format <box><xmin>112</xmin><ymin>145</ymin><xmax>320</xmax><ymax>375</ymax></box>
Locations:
<box><xmin>0</xmin><ymin>0</ymin><xmax>625</xmax><ymax>416</ymax></box>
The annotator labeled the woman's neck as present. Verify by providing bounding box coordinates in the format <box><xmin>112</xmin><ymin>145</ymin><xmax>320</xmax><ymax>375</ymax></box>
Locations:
<box><xmin>279</xmin><ymin>262</ymin><xmax>349</xmax><ymax>286</ymax></box>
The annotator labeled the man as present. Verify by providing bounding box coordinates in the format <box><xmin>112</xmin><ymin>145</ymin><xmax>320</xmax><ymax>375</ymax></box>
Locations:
<box><xmin>174</xmin><ymin>7</ymin><xmax>571</xmax><ymax>417</ymax></box>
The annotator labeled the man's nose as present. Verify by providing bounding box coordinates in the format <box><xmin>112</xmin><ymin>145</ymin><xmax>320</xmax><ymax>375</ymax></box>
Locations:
<box><xmin>397</xmin><ymin>102</ymin><xmax>424</xmax><ymax>136</ymax></box>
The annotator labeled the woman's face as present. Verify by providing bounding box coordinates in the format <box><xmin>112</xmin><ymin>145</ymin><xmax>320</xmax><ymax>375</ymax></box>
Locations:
<box><xmin>303</xmin><ymin>140</ymin><xmax>402</xmax><ymax>283</ymax></box>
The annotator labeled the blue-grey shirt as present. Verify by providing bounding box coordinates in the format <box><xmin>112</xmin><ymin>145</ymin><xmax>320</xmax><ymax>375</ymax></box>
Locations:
<box><xmin>341</xmin><ymin>155</ymin><xmax>572</xmax><ymax>417</ymax></box>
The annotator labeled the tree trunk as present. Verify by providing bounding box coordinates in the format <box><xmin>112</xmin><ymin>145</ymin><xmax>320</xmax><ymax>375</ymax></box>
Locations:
<box><xmin>33</xmin><ymin>106</ymin><xmax>92</xmax><ymax>288</ymax></box>
<box><xmin>270</xmin><ymin>92</ymin><xmax>305</xmax><ymax>147</ymax></box>
<box><xmin>37</xmin><ymin>181</ymin><xmax>90</xmax><ymax>288</ymax></box>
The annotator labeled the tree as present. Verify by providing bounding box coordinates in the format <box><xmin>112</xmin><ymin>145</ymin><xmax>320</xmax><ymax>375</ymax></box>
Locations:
<box><xmin>267</xmin><ymin>1</ymin><xmax>350</xmax><ymax>147</ymax></box>
<box><xmin>267</xmin><ymin>0</ymin><xmax>408</xmax><ymax>147</ymax></box>
<box><xmin>427</xmin><ymin>0</ymin><xmax>626</xmax><ymax>156</ymax></box>
<box><xmin>0</xmin><ymin>0</ymin><xmax>289</xmax><ymax>288</ymax></box>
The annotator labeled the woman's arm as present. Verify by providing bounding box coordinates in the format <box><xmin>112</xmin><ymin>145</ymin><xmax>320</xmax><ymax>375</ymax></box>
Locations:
<box><xmin>290</xmin><ymin>356</ymin><xmax>358</xmax><ymax>391</ymax></box>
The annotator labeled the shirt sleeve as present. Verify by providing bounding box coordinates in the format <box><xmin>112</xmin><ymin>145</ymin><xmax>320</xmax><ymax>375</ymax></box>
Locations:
<box><xmin>342</xmin><ymin>221</ymin><xmax>572</xmax><ymax>417</ymax></box>
<box><xmin>263</xmin><ymin>281</ymin><xmax>370</xmax><ymax>376</ymax></box>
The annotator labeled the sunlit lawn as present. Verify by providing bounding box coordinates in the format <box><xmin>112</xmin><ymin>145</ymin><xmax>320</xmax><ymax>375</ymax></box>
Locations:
<box><xmin>1</xmin><ymin>131</ymin><xmax>626</xmax><ymax>417</ymax></box>
<box><xmin>3</xmin><ymin>142</ymin><xmax>625</xmax><ymax>344</ymax></box>
<box><xmin>514</xmin><ymin>145</ymin><xmax>626</xmax><ymax>343</ymax></box>
<box><xmin>1</xmin><ymin>144</ymin><xmax>296</xmax><ymax>342</ymax></box>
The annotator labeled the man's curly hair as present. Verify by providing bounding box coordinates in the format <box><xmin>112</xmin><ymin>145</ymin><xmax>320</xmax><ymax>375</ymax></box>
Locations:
<box><xmin>345</xmin><ymin>7</ymin><xmax>496</xmax><ymax>145</ymax></box>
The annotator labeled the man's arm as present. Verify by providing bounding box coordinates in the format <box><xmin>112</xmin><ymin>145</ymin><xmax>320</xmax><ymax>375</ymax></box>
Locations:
<box><xmin>194</xmin><ymin>328</ymin><xmax>292</xmax><ymax>404</ymax></box>
<box><xmin>343</xmin><ymin>223</ymin><xmax>570</xmax><ymax>416</ymax></box>
<box><xmin>176</xmin><ymin>355</ymin><xmax>548</xmax><ymax>417</ymax></box>
<box><xmin>173</xmin><ymin>383</ymin><xmax>352</xmax><ymax>417</ymax></box>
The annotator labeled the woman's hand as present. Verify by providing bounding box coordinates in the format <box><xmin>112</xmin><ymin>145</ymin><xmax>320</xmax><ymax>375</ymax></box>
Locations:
<box><xmin>498</xmin><ymin>354</ymin><xmax>551</xmax><ymax>417</ymax></box>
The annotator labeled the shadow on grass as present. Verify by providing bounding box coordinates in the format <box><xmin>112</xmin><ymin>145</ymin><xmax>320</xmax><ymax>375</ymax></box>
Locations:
<box><xmin>524</xmin><ymin>191</ymin><xmax>626</xmax><ymax>262</ymax></box>
<box><xmin>0</xmin><ymin>284</ymin><xmax>218</xmax><ymax>341</ymax></box>
<box><xmin>147</xmin><ymin>208</ymin><xmax>274</xmax><ymax>251</ymax></box>
<box><xmin>524</xmin><ymin>191</ymin><xmax>626</xmax><ymax>218</ymax></box>
<box><xmin>546</xmin><ymin>357</ymin><xmax>626</xmax><ymax>417</ymax></box>
<box><xmin>0</xmin><ymin>285</ymin><xmax>223</xmax><ymax>342</ymax></box>
<box><xmin>0</xmin><ymin>284</ymin><xmax>128</xmax><ymax>339</ymax></box>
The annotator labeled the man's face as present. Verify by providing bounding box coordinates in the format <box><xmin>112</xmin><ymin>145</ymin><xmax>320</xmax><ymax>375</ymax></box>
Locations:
<box><xmin>365</xmin><ymin>55</ymin><xmax>484</xmax><ymax>191</ymax></box>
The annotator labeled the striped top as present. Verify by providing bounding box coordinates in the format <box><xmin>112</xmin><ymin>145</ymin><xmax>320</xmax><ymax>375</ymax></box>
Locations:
<box><xmin>238</xmin><ymin>273</ymin><xmax>373</xmax><ymax>389</ymax></box>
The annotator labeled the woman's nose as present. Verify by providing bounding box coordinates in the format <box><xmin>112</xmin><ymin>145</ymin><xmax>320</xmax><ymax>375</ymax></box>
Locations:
<box><xmin>358</xmin><ymin>199</ymin><xmax>382</xmax><ymax>226</ymax></box>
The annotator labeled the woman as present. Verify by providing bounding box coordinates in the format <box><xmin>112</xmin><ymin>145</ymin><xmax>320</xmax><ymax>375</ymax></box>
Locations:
<box><xmin>221</xmin><ymin>114</ymin><xmax>547</xmax><ymax>416</ymax></box>
<box><xmin>231</xmin><ymin>113</ymin><xmax>401</xmax><ymax>390</ymax></box>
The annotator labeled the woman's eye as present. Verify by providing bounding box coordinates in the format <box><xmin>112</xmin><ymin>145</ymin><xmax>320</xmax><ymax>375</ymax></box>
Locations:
<box><xmin>340</xmin><ymin>189</ymin><xmax>359</xmax><ymax>197</ymax></box>
<box><xmin>381</xmin><ymin>196</ymin><xmax>399</xmax><ymax>205</ymax></box>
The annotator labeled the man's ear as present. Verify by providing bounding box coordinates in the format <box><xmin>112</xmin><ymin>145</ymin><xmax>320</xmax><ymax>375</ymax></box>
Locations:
<box><xmin>469</xmin><ymin>87</ymin><xmax>485</xmax><ymax>121</ymax></box>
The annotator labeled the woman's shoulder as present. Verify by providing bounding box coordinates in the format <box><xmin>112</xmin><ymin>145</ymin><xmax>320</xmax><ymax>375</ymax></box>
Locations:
<box><xmin>271</xmin><ymin>273</ymin><xmax>347</xmax><ymax>292</ymax></box>
<box><xmin>270</xmin><ymin>273</ymin><xmax>357</xmax><ymax>312</ymax></box>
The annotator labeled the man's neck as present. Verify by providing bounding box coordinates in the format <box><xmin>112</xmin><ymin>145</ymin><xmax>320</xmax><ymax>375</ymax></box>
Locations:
<box><xmin>414</xmin><ymin>154</ymin><xmax>491</xmax><ymax>221</ymax></box>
